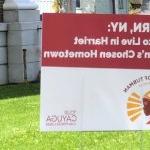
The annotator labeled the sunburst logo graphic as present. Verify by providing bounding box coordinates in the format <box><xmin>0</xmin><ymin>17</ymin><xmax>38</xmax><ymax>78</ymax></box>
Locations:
<box><xmin>127</xmin><ymin>91</ymin><xmax>150</xmax><ymax>124</ymax></box>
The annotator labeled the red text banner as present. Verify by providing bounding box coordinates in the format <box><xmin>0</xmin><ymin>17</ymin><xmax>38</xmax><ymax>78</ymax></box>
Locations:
<box><xmin>42</xmin><ymin>14</ymin><xmax>150</xmax><ymax>69</ymax></box>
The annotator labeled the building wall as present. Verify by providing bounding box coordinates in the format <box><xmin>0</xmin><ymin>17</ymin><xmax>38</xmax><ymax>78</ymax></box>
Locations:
<box><xmin>34</xmin><ymin>0</ymin><xmax>128</xmax><ymax>14</ymax></box>
<box><xmin>80</xmin><ymin>0</ymin><xmax>95</xmax><ymax>13</ymax></box>
<box><xmin>80</xmin><ymin>0</ymin><xmax>128</xmax><ymax>14</ymax></box>
<box><xmin>0</xmin><ymin>0</ymin><xmax>5</xmax><ymax>21</ymax></box>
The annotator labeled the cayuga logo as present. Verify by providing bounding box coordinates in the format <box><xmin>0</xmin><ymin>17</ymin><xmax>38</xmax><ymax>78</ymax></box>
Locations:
<box><xmin>127</xmin><ymin>91</ymin><xmax>150</xmax><ymax>124</ymax></box>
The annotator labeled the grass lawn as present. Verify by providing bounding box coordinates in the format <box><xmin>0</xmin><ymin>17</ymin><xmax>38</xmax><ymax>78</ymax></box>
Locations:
<box><xmin>0</xmin><ymin>83</ymin><xmax>150</xmax><ymax>150</ymax></box>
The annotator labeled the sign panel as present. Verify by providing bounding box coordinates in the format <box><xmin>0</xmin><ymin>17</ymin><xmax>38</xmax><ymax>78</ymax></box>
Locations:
<box><xmin>41</xmin><ymin>13</ymin><xmax>150</xmax><ymax>131</ymax></box>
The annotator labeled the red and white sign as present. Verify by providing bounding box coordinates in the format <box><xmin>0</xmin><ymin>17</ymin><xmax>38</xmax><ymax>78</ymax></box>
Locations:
<box><xmin>41</xmin><ymin>14</ymin><xmax>150</xmax><ymax>131</ymax></box>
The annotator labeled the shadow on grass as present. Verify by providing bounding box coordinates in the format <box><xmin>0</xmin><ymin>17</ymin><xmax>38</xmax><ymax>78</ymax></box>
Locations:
<box><xmin>0</xmin><ymin>83</ymin><xmax>40</xmax><ymax>100</ymax></box>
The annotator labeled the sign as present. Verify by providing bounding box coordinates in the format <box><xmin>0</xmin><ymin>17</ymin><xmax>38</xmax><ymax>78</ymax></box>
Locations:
<box><xmin>41</xmin><ymin>13</ymin><xmax>150</xmax><ymax>131</ymax></box>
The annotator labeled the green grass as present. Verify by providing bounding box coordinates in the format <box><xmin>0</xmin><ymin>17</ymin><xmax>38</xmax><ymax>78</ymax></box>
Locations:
<box><xmin>0</xmin><ymin>83</ymin><xmax>150</xmax><ymax>150</ymax></box>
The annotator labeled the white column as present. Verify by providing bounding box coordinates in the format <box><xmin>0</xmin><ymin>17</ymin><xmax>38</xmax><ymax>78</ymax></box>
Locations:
<box><xmin>3</xmin><ymin>0</ymin><xmax>38</xmax><ymax>10</ymax></box>
<box><xmin>3</xmin><ymin>0</ymin><xmax>41</xmax><ymax>83</ymax></box>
